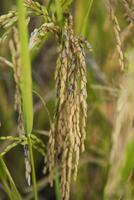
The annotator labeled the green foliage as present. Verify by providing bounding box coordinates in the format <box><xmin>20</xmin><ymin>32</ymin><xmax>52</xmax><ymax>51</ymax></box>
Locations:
<box><xmin>16</xmin><ymin>0</ymin><xmax>37</xmax><ymax>199</ymax></box>
<box><xmin>17</xmin><ymin>0</ymin><xmax>33</xmax><ymax>135</ymax></box>
<box><xmin>121</xmin><ymin>137</ymin><xmax>134</xmax><ymax>183</ymax></box>
<box><xmin>81</xmin><ymin>0</ymin><xmax>93</xmax><ymax>37</ymax></box>
<box><xmin>55</xmin><ymin>0</ymin><xmax>63</xmax><ymax>23</ymax></box>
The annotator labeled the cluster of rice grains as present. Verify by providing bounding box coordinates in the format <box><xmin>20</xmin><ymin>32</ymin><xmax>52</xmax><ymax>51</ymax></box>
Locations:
<box><xmin>44</xmin><ymin>14</ymin><xmax>91</xmax><ymax>200</ymax></box>
<box><xmin>0</xmin><ymin>11</ymin><xmax>17</xmax><ymax>30</ymax></box>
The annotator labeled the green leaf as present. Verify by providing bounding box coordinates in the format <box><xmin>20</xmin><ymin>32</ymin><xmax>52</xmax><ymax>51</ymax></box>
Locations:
<box><xmin>121</xmin><ymin>138</ymin><xmax>134</xmax><ymax>183</ymax></box>
<box><xmin>81</xmin><ymin>0</ymin><xmax>93</xmax><ymax>37</ymax></box>
<box><xmin>55</xmin><ymin>0</ymin><xmax>63</xmax><ymax>23</ymax></box>
<box><xmin>17</xmin><ymin>0</ymin><xmax>33</xmax><ymax>135</ymax></box>
<box><xmin>16</xmin><ymin>1</ymin><xmax>38</xmax><ymax>199</ymax></box>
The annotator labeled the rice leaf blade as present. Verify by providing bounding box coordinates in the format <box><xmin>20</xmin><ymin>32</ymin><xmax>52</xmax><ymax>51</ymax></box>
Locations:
<box><xmin>17</xmin><ymin>0</ymin><xmax>33</xmax><ymax>135</ymax></box>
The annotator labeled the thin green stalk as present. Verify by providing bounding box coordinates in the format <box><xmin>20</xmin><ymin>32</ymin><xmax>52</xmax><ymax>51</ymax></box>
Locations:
<box><xmin>55</xmin><ymin>170</ymin><xmax>61</xmax><ymax>200</ymax></box>
<box><xmin>16</xmin><ymin>0</ymin><xmax>33</xmax><ymax>134</ymax></box>
<box><xmin>81</xmin><ymin>0</ymin><xmax>93</xmax><ymax>37</ymax></box>
<box><xmin>16</xmin><ymin>0</ymin><xmax>38</xmax><ymax>199</ymax></box>
<box><xmin>120</xmin><ymin>137</ymin><xmax>134</xmax><ymax>183</ymax></box>
<box><xmin>28</xmin><ymin>137</ymin><xmax>38</xmax><ymax>200</ymax></box>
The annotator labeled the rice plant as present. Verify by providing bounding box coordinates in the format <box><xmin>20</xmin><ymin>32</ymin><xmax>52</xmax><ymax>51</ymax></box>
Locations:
<box><xmin>0</xmin><ymin>0</ymin><xmax>134</xmax><ymax>200</ymax></box>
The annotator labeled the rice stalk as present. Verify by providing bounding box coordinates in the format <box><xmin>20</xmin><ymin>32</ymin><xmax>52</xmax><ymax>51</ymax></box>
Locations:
<box><xmin>25</xmin><ymin>0</ymin><xmax>51</xmax><ymax>21</ymax></box>
<box><xmin>55</xmin><ymin>171</ymin><xmax>61</xmax><ymax>200</ymax></box>
<box><xmin>0</xmin><ymin>136</ymin><xmax>20</xmax><ymax>141</ymax></box>
<box><xmin>0</xmin><ymin>134</ymin><xmax>45</xmax><ymax>157</ymax></box>
<box><xmin>31</xmin><ymin>134</ymin><xmax>46</xmax><ymax>150</ymax></box>
<box><xmin>0</xmin><ymin>140</ymin><xmax>22</xmax><ymax>157</ymax></box>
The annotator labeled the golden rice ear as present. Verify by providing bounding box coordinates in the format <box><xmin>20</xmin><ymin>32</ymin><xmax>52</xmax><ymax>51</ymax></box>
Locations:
<box><xmin>44</xmin><ymin>14</ymin><xmax>89</xmax><ymax>200</ymax></box>
<box><xmin>108</xmin><ymin>0</ymin><xmax>126</xmax><ymax>72</ymax></box>
<box><xmin>29</xmin><ymin>23</ymin><xmax>60</xmax><ymax>49</ymax></box>
<box><xmin>25</xmin><ymin>0</ymin><xmax>50</xmax><ymax>19</ymax></box>
<box><xmin>0</xmin><ymin>11</ymin><xmax>17</xmax><ymax>29</ymax></box>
